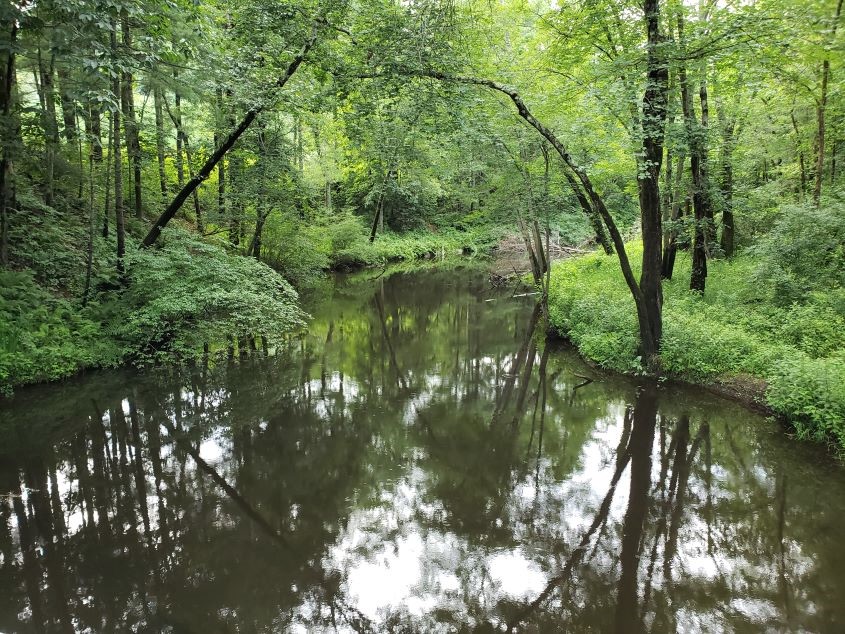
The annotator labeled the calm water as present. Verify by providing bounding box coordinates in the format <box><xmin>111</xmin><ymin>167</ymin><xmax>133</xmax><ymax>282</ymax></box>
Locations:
<box><xmin>2</xmin><ymin>266</ymin><xmax>845</xmax><ymax>633</ymax></box>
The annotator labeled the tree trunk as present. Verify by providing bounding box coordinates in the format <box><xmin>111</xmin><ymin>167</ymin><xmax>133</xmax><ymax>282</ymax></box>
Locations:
<box><xmin>678</xmin><ymin>13</ymin><xmax>707</xmax><ymax>293</ymax></box>
<box><xmin>0</xmin><ymin>21</ymin><xmax>18</xmax><ymax>266</ymax></box>
<box><xmin>57</xmin><ymin>66</ymin><xmax>77</xmax><ymax>142</ymax></box>
<box><xmin>111</xmin><ymin>29</ymin><xmax>125</xmax><ymax>274</ymax></box>
<box><xmin>102</xmin><ymin>118</ymin><xmax>112</xmax><ymax>238</ymax></box>
<box><xmin>153</xmin><ymin>87</ymin><xmax>168</xmax><ymax>201</ymax></box>
<box><xmin>716</xmin><ymin>101</ymin><xmax>737</xmax><ymax>257</ymax></box>
<box><xmin>141</xmin><ymin>27</ymin><xmax>318</xmax><ymax>248</ymax></box>
<box><xmin>248</xmin><ymin>123</ymin><xmax>268</xmax><ymax>258</ymax></box>
<box><xmin>662</xmin><ymin>153</ymin><xmax>685</xmax><ymax>279</ymax></box>
<box><xmin>182</xmin><ymin>132</ymin><xmax>203</xmax><ymax>232</ymax></box>
<box><xmin>216</xmin><ymin>89</ymin><xmax>225</xmax><ymax>217</ymax></box>
<box><xmin>88</xmin><ymin>102</ymin><xmax>103</xmax><ymax>162</ymax></box>
<box><xmin>814</xmin><ymin>0</ymin><xmax>844</xmax><ymax>206</ymax></box>
<box><xmin>163</xmin><ymin>93</ymin><xmax>203</xmax><ymax>232</ymax></box>
<box><xmin>561</xmin><ymin>168</ymin><xmax>613</xmax><ymax>253</ymax></box>
<box><xmin>791</xmin><ymin>107</ymin><xmax>806</xmax><ymax>199</ymax></box>
<box><xmin>83</xmin><ymin>137</ymin><xmax>96</xmax><ymax>305</ymax></box>
<box><xmin>697</xmin><ymin>0</ymin><xmax>715</xmax><ymax>248</ymax></box>
<box><xmin>369</xmin><ymin>190</ymin><xmax>385</xmax><ymax>242</ymax></box>
<box><xmin>635</xmin><ymin>0</ymin><xmax>669</xmax><ymax>363</ymax></box>
<box><xmin>699</xmin><ymin>68</ymin><xmax>715</xmax><ymax>248</ymax></box>
<box><xmin>662</xmin><ymin>147</ymin><xmax>673</xmax><ymax>252</ymax></box>
<box><xmin>36</xmin><ymin>47</ymin><xmax>59</xmax><ymax>208</ymax></box>
<box><xmin>228</xmin><ymin>149</ymin><xmax>242</xmax><ymax>246</ymax></box>
<box><xmin>120</xmin><ymin>13</ymin><xmax>142</xmax><ymax>218</ymax></box>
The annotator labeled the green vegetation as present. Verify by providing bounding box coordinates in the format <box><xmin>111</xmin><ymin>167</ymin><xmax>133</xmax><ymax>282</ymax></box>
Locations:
<box><xmin>547</xmin><ymin>202</ymin><xmax>845</xmax><ymax>451</ymax></box>
<box><xmin>1</xmin><ymin>0</ymin><xmax>845</xmax><ymax>454</ymax></box>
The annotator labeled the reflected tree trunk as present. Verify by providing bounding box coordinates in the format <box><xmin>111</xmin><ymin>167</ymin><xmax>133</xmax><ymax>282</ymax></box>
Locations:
<box><xmin>615</xmin><ymin>387</ymin><xmax>657</xmax><ymax>634</ymax></box>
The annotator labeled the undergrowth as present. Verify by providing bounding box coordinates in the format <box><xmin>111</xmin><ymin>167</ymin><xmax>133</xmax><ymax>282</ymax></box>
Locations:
<box><xmin>546</xmin><ymin>202</ymin><xmax>845</xmax><ymax>452</ymax></box>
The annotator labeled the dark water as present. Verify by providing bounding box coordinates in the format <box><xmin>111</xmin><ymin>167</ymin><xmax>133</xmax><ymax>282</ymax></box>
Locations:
<box><xmin>2</xmin><ymin>266</ymin><xmax>845</xmax><ymax>633</ymax></box>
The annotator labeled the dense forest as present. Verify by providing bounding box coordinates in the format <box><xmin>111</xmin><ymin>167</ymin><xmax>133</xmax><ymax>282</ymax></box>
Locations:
<box><xmin>1</xmin><ymin>0</ymin><xmax>844</xmax><ymax>448</ymax></box>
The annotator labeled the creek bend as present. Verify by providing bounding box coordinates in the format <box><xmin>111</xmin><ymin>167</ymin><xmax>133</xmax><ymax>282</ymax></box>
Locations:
<box><xmin>2</xmin><ymin>266</ymin><xmax>845</xmax><ymax>632</ymax></box>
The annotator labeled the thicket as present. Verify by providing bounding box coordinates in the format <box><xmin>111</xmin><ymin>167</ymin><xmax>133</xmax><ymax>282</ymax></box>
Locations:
<box><xmin>0</xmin><ymin>198</ymin><xmax>309</xmax><ymax>393</ymax></box>
<box><xmin>546</xmin><ymin>200</ymin><xmax>845</xmax><ymax>451</ymax></box>
<box><xmin>0</xmin><ymin>180</ymin><xmax>510</xmax><ymax>393</ymax></box>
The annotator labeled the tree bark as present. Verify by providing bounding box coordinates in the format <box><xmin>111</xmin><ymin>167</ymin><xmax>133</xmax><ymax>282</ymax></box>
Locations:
<box><xmin>561</xmin><ymin>167</ymin><xmax>613</xmax><ymax>253</ymax></box>
<box><xmin>163</xmin><ymin>93</ymin><xmax>203</xmax><ymax>232</ymax></box>
<box><xmin>102</xmin><ymin>117</ymin><xmax>112</xmax><ymax>238</ymax></box>
<box><xmin>678</xmin><ymin>13</ymin><xmax>707</xmax><ymax>293</ymax></box>
<box><xmin>699</xmin><ymin>68</ymin><xmax>715</xmax><ymax>248</ymax></box>
<box><xmin>173</xmin><ymin>82</ymin><xmax>184</xmax><ymax>189</ymax></box>
<box><xmin>36</xmin><ymin>47</ymin><xmax>59</xmax><ymax>207</ymax></box>
<box><xmin>111</xmin><ymin>30</ymin><xmax>125</xmax><ymax>273</ymax></box>
<box><xmin>120</xmin><ymin>12</ymin><xmax>142</xmax><ymax>218</ymax></box>
<box><xmin>228</xmin><ymin>148</ymin><xmax>242</xmax><ymax>246</ymax></box>
<box><xmin>141</xmin><ymin>26</ymin><xmax>318</xmax><ymax>248</ymax></box>
<box><xmin>153</xmin><ymin>87</ymin><xmax>168</xmax><ymax>201</ymax></box>
<box><xmin>215</xmin><ymin>89</ymin><xmax>226</xmax><ymax>218</ymax></box>
<box><xmin>113</xmin><ymin>106</ymin><xmax>125</xmax><ymax>272</ymax></box>
<box><xmin>636</xmin><ymin>0</ymin><xmax>670</xmax><ymax>361</ymax></box>
<box><xmin>247</xmin><ymin>123</ymin><xmax>269</xmax><ymax>258</ymax></box>
<box><xmin>0</xmin><ymin>21</ymin><xmax>18</xmax><ymax>266</ymax></box>
<box><xmin>814</xmin><ymin>0</ymin><xmax>844</xmax><ymax>206</ymax></box>
<box><xmin>57</xmin><ymin>66</ymin><xmax>77</xmax><ymax>142</ymax></box>
<box><xmin>83</xmin><ymin>137</ymin><xmax>96</xmax><ymax>305</ymax></box>
<box><xmin>716</xmin><ymin>98</ymin><xmax>737</xmax><ymax>257</ymax></box>
<box><xmin>791</xmin><ymin>106</ymin><xmax>806</xmax><ymax>199</ymax></box>
<box><xmin>87</xmin><ymin>102</ymin><xmax>103</xmax><ymax>162</ymax></box>
<box><xmin>661</xmin><ymin>152</ymin><xmax>685</xmax><ymax>279</ymax></box>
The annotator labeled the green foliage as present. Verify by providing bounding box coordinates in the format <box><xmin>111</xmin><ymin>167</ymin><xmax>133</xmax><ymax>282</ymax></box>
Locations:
<box><xmin>1</xmin><ymin>223</ymin><xmax>308</xmax><ymax>391</ymax></box>
<box><xmin>331</xmin><ymin>226</ymin><xmax>500</xmax><ymax>270</ymax></box>
<box><xmin>8</xmin><ymin>191</ymin><xmax>88</xmax><ymax>293</ymax></box>
<box><xmin>546</xmin><ymin>250</ymin><xmax>640</xmax><ymax>372</ymax></box>
<box><xmin>767</xmin><ymin>354</ymin><xmax>845</xmax><ymax>451</ymax></box>
<box><xmin>747</xmin><ymin>202</ymin><xmax>845</xmax><ymax>305</ymax></box>
<box><xmin>0</xmin><ymin>270</ymin><xmax>112</xmax><ymax>394</ymax></box>
<box><xmin>262</xmin><ymin>218</ymin><xmax>333</xmax><ymax>287</ymax></box>
<box><xmin>547</xmin><ymin>217</ymin><xmax>845</xmax><ymax>450</ymax></box>
<box><xmin>114</xmin><ymin>229</ymin><xmax>307</xmax><ymax>363</ymax></box>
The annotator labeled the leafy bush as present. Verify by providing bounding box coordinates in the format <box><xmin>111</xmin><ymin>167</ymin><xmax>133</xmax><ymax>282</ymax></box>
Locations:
<box><xmin>0</xmin><ymin>270</ymin><xmax>113</xmax><ymax>394</ymax></box>
<box><xmin>767</xmin><ymin>354</ymin><xmax>845</xmax><ymax>451</ymax></box>
<box><xmin>8</xmin><ymin>191</ymin><xmax>87</xmax><ymax>292</ymax></box>
<box><xmin>546</xmin><ymin>224</ymin><xmax>845</xmax><ymax>450</ymax></box>
<box><xmin>262</xmin><ymin>218</ymin><xmax>332</xmax><ymax>287</ymax></box>
<box><xmin>546</xmin><ymin>251</ymin><xmax>640</xmax><ymax>372</ymax></box>
<box><xmin>747</xmin><ymin>201</ymin><xmax>845</xmax><ymax>305</ymax></box>
<box><xmin>113</xmin><ymin>229</ymin><xmax>307</xmax><ymax>363</ymax></box>
<box><xmin>332</xmin><ymin>226</ymin><xmax>499</xmax><ymax>269</ymax></box>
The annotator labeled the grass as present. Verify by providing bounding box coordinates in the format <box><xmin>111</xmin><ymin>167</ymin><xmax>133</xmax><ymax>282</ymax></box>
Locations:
<box><xmin>546</xmin><ymin>242</ymin><xmax>845</xmax><ymax>452</ymax></box>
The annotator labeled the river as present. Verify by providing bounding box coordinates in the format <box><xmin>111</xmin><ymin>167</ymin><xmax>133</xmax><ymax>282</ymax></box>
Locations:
<box><xmin>2</xmin><ymin>265</ymin><xmax>845</xmax><ymax>632</ymax></box>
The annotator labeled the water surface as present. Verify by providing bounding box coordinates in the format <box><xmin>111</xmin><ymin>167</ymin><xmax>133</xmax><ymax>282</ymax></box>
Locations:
<box><xmin>2</xmin><ymin>266</ymin><xmax>845</xmax><ymax>633</ymax></box>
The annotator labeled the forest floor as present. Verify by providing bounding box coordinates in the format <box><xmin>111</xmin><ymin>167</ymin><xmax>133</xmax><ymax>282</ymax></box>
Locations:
<box><xmin>544</xmin><ymin>242</ymin><xmax>845</xmax><ymax>454</ymax></box>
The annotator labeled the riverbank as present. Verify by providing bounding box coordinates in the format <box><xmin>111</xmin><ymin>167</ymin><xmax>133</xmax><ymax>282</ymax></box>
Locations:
<box><xmin>545</xmin><ymin>240</ymin><xmax>845</xmax><ymax>453</ymax></box>
<box><xmin>0</xmin><ymin>217</ymin><xmax>500</xmax><ymax>394</ymax></box>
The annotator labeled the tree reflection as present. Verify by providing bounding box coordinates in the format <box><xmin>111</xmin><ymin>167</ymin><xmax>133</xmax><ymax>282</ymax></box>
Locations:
<box><xmin>1</xmin><ymin>268</ymin><xmax>845</xmax><ymax>632</ymax></box>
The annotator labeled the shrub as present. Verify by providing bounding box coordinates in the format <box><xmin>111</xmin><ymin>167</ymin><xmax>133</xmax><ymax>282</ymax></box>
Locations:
<box><xmin>0</xmin><ymin>270</ymin><xmax>111</xmax><ymax>393</ymax></box>
<box><xmin>113</xmin><ymin>229</ymin><xmax>307</xmax><ymax>363</ymax></box>
<box><xmin>767</xmin><ymin>354</ymin><xmax>845</xmax><ymax>450</ymax></box>
<box><xmin>545</xmin><ymin>225</ymin><xmax>845</xmax><ymax>451</ymax></box>
<box><xmin>747</xmin><ymin>201</ymin><xmax>845</xmax><ymax>305</ymax></box>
